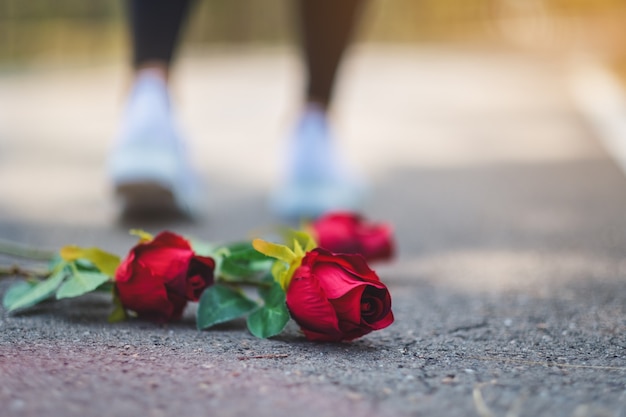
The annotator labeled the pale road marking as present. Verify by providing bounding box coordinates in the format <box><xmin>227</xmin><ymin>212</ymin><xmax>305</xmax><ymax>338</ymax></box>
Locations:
<box><xmin>569</xmin><ymin>60</ymin><xmax>626</xmax><ymax>177</ymax></box>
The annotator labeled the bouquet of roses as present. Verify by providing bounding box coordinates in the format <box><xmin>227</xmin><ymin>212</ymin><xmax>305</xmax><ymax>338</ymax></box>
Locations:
<box><xmin>2</xmin><ymin>212</ymin><xmax>394</xmax><ymax>342</ymax></box>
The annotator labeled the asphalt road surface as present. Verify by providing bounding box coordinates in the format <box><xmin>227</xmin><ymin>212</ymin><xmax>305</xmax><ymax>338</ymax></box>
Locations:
<box><xmin>1</xmin><ymin>47</ymin><xmax>625</xmax><ymax>417</ymax></box>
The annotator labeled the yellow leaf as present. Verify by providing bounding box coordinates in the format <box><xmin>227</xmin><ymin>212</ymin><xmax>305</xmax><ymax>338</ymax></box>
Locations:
<box><xmin>271</xmin><ymin>261</ymin><xmax>289</xmax><ymax>290</ymax></box>
<box><xmin>253</xmin><ymin>238</ymin><xmax>309</xmax><ymax>290</ymax></box>
<box><xmin>279</xmin><ymin>227</ymin><xmax>318</xmax><ymax>252</ymax></box>
<box><xmin>59</xmin><ymin>246</ymin><xmax>121</xmax><ymax>277</ymax></box>
<box><xmin>129</xmin><ymin>229</ymin><xmax>154</xmax><ymax>243</ymax></box>
<box><xmin>59</xmin><ymin>245</ymin><xmax>83</xmax><ymax>261</ymax></box>
<box><xmin>282</xmin><ymin>257</ymin><xmax>302</xmax><ymax>290</ymax></box>
<box><xmin>301</xmin><ymin>227</ymin><xmax>318</xmax><ymax>252</ymax></box>
<box><xmin>293</xmin><ymin>239</ymin><xmax>304</xmax><ymax>257</ymax></box>
<box><xmin>269</xmin><ymin>253</ymin><xmax>305</xmax><ymax>290</ymax></box>
<box><xmin>252</xmin><ymin>239</ymin><xmax>296</xmax><ymax>263</ymax></box>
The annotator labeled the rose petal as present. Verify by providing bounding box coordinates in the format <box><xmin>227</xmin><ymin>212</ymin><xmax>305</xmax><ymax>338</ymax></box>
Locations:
<box><xmin>314</xmin><ymin>213</ymin><xmax>361</xmax><ymax>254</ymax></box>
<box><xmin>183</xmin><ymin>256</ymin><xmax>215</xmax><ymax>301</ymax></box>
<box><xmin>185</xmin><ymin>274</ymin><xmax>207</xmax><ymax>301</ymax></box>
<box><xmin>288</xmin><ymin>248</ymin><xmax>394</xmax><ymax>341</ymax></box>
<box><xmin>168</xmin><ymin>292</ymin><xmax>187</xmax><ymax>320</ymax></box>
<box><xmin>286</xmin><ymin>266</ymin><xmax>342</xmax><ymax>340</ymax></box>
<box><xmin>359</xmin><ymin>224</ymin><xmax>394</xmax><ymax>261</ymax></box>
<box><xmin>361</xmin><ymin>294</ymin><xmax>383</xmax><ymax>321</ymax></box>
<box><xmin>136</xmin><ymin>246</ymin><xmax>191</xmax><ymax>282</ymax></box>
<box><xmin>116</xmin><ymin>267</ymin><xmax>175</xmax><ymax>322</ymax></box>
<box><xmin>131</xmin><ymin>232</ymin><xmax>193</xmax><ymax>281</ymax></box>
<box><xmin>311</xmin><ymin>262</ymin><xmax>369</xmax><ymax>300</ymax></box>
<box><xmin>361</xmin><ymin>287</ymin><xmax>394</xmax><ymax>330</ymax></box>
<box><xmin>306</xmin><ymin>249</ymin><xmax>383</xmax><ymax>286</ymax></box>
<box><xmin>148</xmin><ymin>231</ymin><xmax>193</xmax><ymax>250</ymax></box>
<box><xmin>329</xmin><ymin>286</ymin><xmax>366</xmax><ymax>326</ymax></box>
<box><xmin>360</xmin><ymin>286</ymin><xmax>390</xmax><ymax>323</ymax></box>
<box><xmin>114</xmin><ymin>251</ymin><xmax>136</xmax><ymax>283</ymax></box>
<box><xmin>312</xmin><ymin>213</ymin><xmax>394</xmax><ymax>262</ymax></box>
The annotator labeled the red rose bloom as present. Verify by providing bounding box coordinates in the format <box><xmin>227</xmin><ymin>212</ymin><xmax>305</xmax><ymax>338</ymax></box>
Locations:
<box><xmin>115</xmin><ymin>231</ymin><xmax>215</xmax><ymax>323</ymax></box>
<box><xmin>311</xmin><ymin>212</ymin><xmax>394</xmax><ymax>262</ymax></box>
<box><xmin>286</xmin><ymin>248</ymin><xmax>394</xmax><ymax>342</ymax></box>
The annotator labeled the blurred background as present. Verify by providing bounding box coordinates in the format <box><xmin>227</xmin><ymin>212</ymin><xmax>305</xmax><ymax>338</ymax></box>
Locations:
<box><xmin>1</xmin><ymin>0</ymin><xmax>626</xmax><ymax>237</ymax></box>
<box><xmin>1</xmin><ymin>0</ymin><xmax>626</xmax><ymax>70</ymax></box>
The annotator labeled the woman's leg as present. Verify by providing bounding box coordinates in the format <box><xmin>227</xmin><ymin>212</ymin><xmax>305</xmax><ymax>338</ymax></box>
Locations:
<box><xmin>128</xmin><ymin>0</ymin><xmax>193</xmax><ymax>80</ymax></box>
<box><xmin>272</xmin><ymin>0</ymin><xmax>368</xmax><ymax>218</ymax></box>
<box><xmin>296</xmin><ymin>0</ymin><xmax>366</xmax><ymax>110</ymax></box>
<box><xmin>109</xmin><ymin>0</ymin><xmax>201</xmax><ymax>217</ymax></box>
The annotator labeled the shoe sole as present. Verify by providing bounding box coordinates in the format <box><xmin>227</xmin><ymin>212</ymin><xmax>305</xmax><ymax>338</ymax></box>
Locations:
<box><xmin>115</xmin><ymin>181</ymin><xmax>182</xmax><ymax>216</ymax></box>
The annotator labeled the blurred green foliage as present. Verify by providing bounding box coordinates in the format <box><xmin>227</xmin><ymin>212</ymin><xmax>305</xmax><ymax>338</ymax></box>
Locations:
<box><xmin>1</xmin><ymin>0</ymin><xmax>625</xmax><ymax>64</ymax></box>
<box><xmin>0</xmin><ymin>0</ymin><xmax>124</xmax><ymax>63</ymax></box>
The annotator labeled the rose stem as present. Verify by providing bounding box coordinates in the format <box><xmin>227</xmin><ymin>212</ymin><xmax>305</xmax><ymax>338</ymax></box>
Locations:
<box><xmin>0</xmin><ymin>264</ymin><xmax>48</xmax><ymax>279</ymax></box>
<box><xmin>0</xmin><ymin>239</ymin><xmax>55</xmax><ymax>261</ymax></box>
<box><xmin>216</xmin><ymin>277</ymin><xmax>273</xmax><ymax>289</ymax></box>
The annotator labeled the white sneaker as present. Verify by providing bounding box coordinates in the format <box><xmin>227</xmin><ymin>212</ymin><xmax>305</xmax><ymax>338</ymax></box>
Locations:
<box><xmin>271</xmin><ymin>105</ymin><xmax>366</xmax><ymax>219</ymax></box>
<box><xmin>108</xmin><ymin>72</ymin><xmax>204</xmax><ymax>217</ymax></box>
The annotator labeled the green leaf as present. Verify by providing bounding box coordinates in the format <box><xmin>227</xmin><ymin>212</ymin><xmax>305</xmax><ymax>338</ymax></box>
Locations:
<box><xmin>220</xmin><ymin>257</ymin><xmax>257</xmax><ymax>278</ymax></box>
<box><xmin>247</xmin><ymin>304</ymin><xmax>290</xmax><ymax>339</ymax></box>
<box><xmin>3</xmin><ymin>281</ymin><xmax>36</xmax><ymax>309</ymax></box>
<box><xmin>246</xmin><ymin>281</ymin><xmax>290</xmax><ymax>338</ymax></box>
<box><xmin>95</xmin><ymin>281</ymin><xmax>115</xmax><ymax>293</ymax></box>
<box><xmin>226</xmin><ymin>246</ymin><xmax>272</xmax><ymax>263</ymax></box>
<box><xmin>56</xmin><ymin>270</ymin><xmax>111</xmax><ymax>299</ymax></box>
<box><xmin>48</xmin><ymin>254</ymin><xmax>65</xmax><ymax>271</ymax></box>
<box><xmin>108</xmin><ymin>303</ymin><xmax>127</xmax><ymax>323</ymax></box>
<box><xmin>6</xmin><ymin>269</ymin><xmax>67</xmax><ymax>311</ymax></box>
<box><xmin>59</xmin><ymin>246</ymin><xmax>120</xmax><ymax>277</ymax></box>
<box><xmin>216</xmin><ymin>242</ymin><xmax>273</xmax><ymax>281</ymax></box>
<box><xmin>220</xmin><ymin>257</ymin><xmax>272</xmax><ymax>280</ymax></box>
<box><xmin>223</xmin><ymin>241</ymin><xmax>256</xmax><ymax>253</ymax></box>
<box><xmin>196</xmin><ymin>284</ymin><xmax>258</xmax><ymax>330</ymax></box>
<box><xmin>259</xmin><ymin>281</ymin><xmax>287</xmax><ymax>307</ymax></box>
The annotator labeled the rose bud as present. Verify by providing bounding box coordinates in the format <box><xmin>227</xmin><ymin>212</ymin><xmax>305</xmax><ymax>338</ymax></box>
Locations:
<box><xmin>286</xmin><ymin>248</ymin><xmax>393</xmax><ymax>342</ymax></box>
<box><xmin>115</xmin><ymin>231</ymin><xmax>215</xmax><ymax>323</ymax></box>
<box><xmin>310</xmin><ymin>212</ymin><xmax>394</xmax><ymax>262</ymax></box>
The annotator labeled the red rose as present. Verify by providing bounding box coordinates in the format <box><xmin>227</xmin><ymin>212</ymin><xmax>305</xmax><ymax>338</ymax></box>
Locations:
<box><xmin>286</xmin><ymin>248</ymin><xmax>394</xmax><ymax>342</ymax></box>
<box><xmin>115</xmin><ymin>231</ymin><xmax>215</xmax><ymax>322</ymax></box>
<box><xmin>311</xmin><ymin>212</ymin><xmax>394</xmax><ymax>262</ymax></box>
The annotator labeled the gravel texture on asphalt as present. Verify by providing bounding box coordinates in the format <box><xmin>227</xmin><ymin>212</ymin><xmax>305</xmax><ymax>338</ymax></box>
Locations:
<box><xmin>1</xmin><ymin>49</ymin><xmax>626</xmax><ymax>416</ymax></box>
<box><xmin>1</xmin><ymin>271</ymin><xmax>625</xmax><ymax>417</ymax></box>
